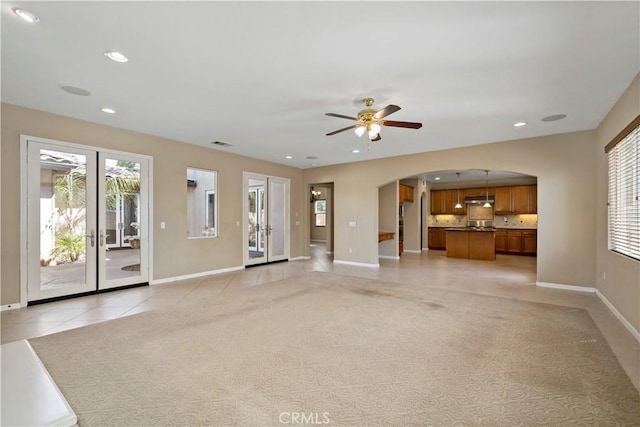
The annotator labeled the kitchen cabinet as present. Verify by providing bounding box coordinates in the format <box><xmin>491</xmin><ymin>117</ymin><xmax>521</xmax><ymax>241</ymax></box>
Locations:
<box><xmin>445</xmin><ymin>229</ymin><xmax>496</xmax><ymax>261</ymax></box>
<box><xmin>445</xmin><ymin>189</ymin><xmax>466</xmax><ymax>214</ymax></box>
<box><xmin>430</xmin><ymin>190</ymin><xmax>445</xmax><ymax>214</ymax></box>
<box><xmin>495</xmin><ymin>229</ymin><xmax>537</xmax><ymax>255</ymax></box>
<box><xmin>506</xmin><ymin>230</ymin><xmax>523</xmax><ymax>253</ymax></box>
<box><xmin>495</xmin><ymin>230</ymin><xmax>507</xmax><ymax>252</ymax></box>
<box><xmin>494</xmin><ymin>185</ymin><xmax>537</xmax><ymax>214</ymax></box>
<box><xmin>399</xmin><ymin>184</ymin><xmax>414</xmax><ymax>203</ymax></box>
<box><xmin>431</xmin><ymin>189</ymin><xmax>466</xmax><ymax>214</ymax></box>
<box><xmin>428</xmin><ymin>227</ymin><xmax>446</xmax><ymax>250</ymax></box>
<box><xmin>522</xmin><ymin>230</ymin><xmax>537</xmax><ymax>255</ymax></box>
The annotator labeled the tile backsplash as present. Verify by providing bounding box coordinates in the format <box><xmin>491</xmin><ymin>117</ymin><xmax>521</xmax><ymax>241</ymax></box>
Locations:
<box><xmin>428</xmin><ymin>214</ymin><xmax>538</xmax><ymax>229</ymax></box>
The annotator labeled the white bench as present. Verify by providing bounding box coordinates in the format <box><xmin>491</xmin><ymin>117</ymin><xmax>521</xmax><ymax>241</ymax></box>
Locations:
<box><xmin>1</xmin><ymin>340</ymin><xmax>77</xmax><ymax>427</ymax></box>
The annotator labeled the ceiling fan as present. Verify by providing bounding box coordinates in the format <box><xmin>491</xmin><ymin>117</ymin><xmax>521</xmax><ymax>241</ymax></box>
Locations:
<box><xmin>325</xmin><ymin>97</ymin><xmax>422</xmax><ymax>144</ymax></box>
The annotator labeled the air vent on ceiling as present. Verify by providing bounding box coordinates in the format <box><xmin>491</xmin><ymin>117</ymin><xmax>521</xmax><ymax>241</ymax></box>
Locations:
<box><xmin>211</xmin><ymin>141</ymin><xmax>232</xmax><ymax>147</ymax></box>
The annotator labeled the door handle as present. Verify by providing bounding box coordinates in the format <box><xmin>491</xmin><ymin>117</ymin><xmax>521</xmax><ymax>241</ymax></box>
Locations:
<box><xmin>267</xmin><ymin>225</ymin><xmax>273</xmax><ymax>235</ymax></box>
<box><xmin>99</xmin><ymin>230</ymin><xmax>106</xmax><ymax>247</ymax></box>
<box><xmin>86</xmin><ymin>229</ymin><xmax>95</xmax><ymax>247</ymax></box>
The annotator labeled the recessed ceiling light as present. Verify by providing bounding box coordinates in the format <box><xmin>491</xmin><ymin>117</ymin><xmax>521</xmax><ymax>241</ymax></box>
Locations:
<box><xmin>100</xmin><ymin>107</ymin><xmax>116</xmax><ymax>114</ymax></box>
<box><xmin>435</xmin><ymin>177</ymin><xmax>441</xmax><ymax>181</ymax></box>
<box><xmin>104</xmin><ymin>51</ymin><xmax>129</xmax><ymax>63</ymax></box>
<box><xmin>513</xmin><ymin>122</ymin><xmax>527</xmax><ymax>127</ymax></box>
<box><xmin>13</xmin><ymin>8</ymin><xmax>39</xmax><ymax>23</ymax></box>
<box><xmin>59</xmin><ymin>85</ymin><xmax>91</xmax><ymax>96</ymax></box>
<box><xmin>352</xmin><ymin>149</ymin><xmax>360</xmax><ymax>154</ymax></box>
<box><xmin>285</xmin><ymin>155</ymin><xmax>293</xmax><ymax>159</ymax></box>
<box><xmin>542</xmin><ymin>114</ymin><xmax>567</xmax><ymax>122</ymax></box>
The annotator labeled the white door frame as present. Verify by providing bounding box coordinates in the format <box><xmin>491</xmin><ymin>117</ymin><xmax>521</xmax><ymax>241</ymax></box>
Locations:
<box><xmin>242</xmin><ymin>172</ymin><xmax>290</xmax><ymax>266</ymax></box>
<box><xmin>19</xmin><ymin>135</ymin><xmax>154</xmax><ymax>306</ymax></box>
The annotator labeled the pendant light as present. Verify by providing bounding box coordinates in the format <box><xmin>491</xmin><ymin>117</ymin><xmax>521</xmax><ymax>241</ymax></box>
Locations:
<box><xmin>483</xmin><ymin>170</ymin><xmax>492</xmax><ymax>208</ymax></box>
<box><xmin>454</xmin><ymin>172</ymin><xmax>463</xmax><ymax>209</ymax></box>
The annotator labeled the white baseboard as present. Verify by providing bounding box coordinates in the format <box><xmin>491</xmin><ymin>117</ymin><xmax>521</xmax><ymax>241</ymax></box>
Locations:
<box><xmin>378</xmin><ymin>255</ymin><xmax>400</xmax><ymax>260</ymax></box>
<box><xmin>1</xmin><ymin>303</ymin><xmax>24</xmax><ymax>312</ymax></box>
<box><xmin>333</xmin><ymin>260</ymin><xmax>379</xmax><ymax>268</ymax></box>
<box><xmin>422</xmin><ymin>248</ymin><xmax>429</xmax><ymax>251</ymax></box>
<box><xmin>150</xmin><ymin>265</ymin><xmax>244</xmax><ymax>285</ymax></box>
<box><xmin>595</xmin><ymin>290</ymin><xmax>640</xmax><ymax>343</ymax></box>
<box><xmin>536</xmin><ymin>282</ymin><xmax>596</xmax><ymax>293</ymax></box>
<box><xmin>537</xmin><ymin>281</ymin><xmax>639</xmax><ymax>343</ymax></box>
<box><xmin>403</xmin><ymin>250</ymin><xmax>421</xmax><ymax>254</ymax></box>
<box><xmin>289</xmin><ymin>256</ymin><xmax>311</xmax><ymax>261</ymax></box>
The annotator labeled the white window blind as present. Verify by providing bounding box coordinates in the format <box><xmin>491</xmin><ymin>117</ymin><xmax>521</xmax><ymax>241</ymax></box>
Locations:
<box><xmin>607</xmin><ymin>118</ymin><xmax>640</xmax><ymax>261</ymax></box>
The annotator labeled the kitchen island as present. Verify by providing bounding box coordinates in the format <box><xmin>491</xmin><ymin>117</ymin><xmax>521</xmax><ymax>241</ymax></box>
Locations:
<box><xmin>445</xmin><ymin>228</ymin><xmax>496</xmax><ymax>261</ymax></box>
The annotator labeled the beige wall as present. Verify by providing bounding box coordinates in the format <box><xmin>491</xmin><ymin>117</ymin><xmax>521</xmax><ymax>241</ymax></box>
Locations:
<box><xmin>304</xmin><ymin>131</ymin><xmax>598</xmax><ymax>289</ymax></box>
<box><xmin>1</xmin><ymin>103</ymin><xmax>305</xmax><ymax>305</ymax></box>
<box><xmin>595</xmin><ymin>73</ymin><xmax>640</xmax><ymax>333</ymax></box>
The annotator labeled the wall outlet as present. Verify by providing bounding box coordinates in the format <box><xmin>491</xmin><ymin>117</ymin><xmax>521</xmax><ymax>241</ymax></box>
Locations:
<box><xmin>160</xmin><ymin>222</ymin><xmax>166</xmax><ymax>229</ymax></box>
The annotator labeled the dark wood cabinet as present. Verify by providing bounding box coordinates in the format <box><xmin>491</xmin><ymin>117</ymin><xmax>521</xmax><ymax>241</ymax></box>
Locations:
<box><xmin>494</xmin><ymin>185</ymin><xmax>537</xmax><ymax>214</ymax></box>
<box><xmin>431</xmin><ymin>189</ymin><xmax>465</xmax><ymax>214</ymax></box>
<box><xmin>495</xmin><ymin>229</ymin><xmax>507</xmax><ymax>252</ymax></box>
<box><xmin>428</xmin><ymin>227</ymin><xmax>446</xmax><ymax>250</ymax></box>
<box><xmin>430</xmin><ymin>190</ymin><xmax>445</xmax><ymax>214</ymax></box>
<box><xmin>506</xmin><ymin>230</ymin><xmax>523</xmax><ymax>253</ymax></box>
<box><xmin>495</xmin><ymin>229</ymin><xmax>537</xmax><ymax>255</ymax></box>
<box><xmin>522</xmin><ymin>230</ymin><xmax>537</xmax><ymax>255</ymax></box>
<box><xmin>399</xmin><ymin>184</ymin><xmax>414</xmax><ymax>203</ymax></box>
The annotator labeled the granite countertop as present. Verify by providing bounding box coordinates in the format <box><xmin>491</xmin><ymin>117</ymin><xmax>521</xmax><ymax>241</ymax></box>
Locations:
<box><xmin>431</xmin><ymin>226</ymin><xmax>537</xmax><ymax>230</ymax></box>
<box><xmin>444</xmin><ymin>227</ymin><xmax>497</xmax><ymax>232</ymax></box>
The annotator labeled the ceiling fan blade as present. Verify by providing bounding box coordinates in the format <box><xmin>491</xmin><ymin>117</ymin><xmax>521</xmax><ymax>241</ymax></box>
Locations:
<box><xmin>325</xmin><ymin>112</ymin><xmax>358</xmax><ymax>121</ymax></box>
<box><xmin>326</xmin><ymin>124</ymin><xmax>358</xmax><ymax>136</ymax></box>
<box><xmin>382</xmin><ymin>120</ymin><xmax>423</xmax><ymax>129</ymax></box>
<box><xmin>370</xmin><ymin>133</ymin><xmax>382</xmax><ymax>142</ymax></box>
<box><xmin>374</xmin><ymin>104</ymin><xmax>401</xmax><ymax>119</ymax></box>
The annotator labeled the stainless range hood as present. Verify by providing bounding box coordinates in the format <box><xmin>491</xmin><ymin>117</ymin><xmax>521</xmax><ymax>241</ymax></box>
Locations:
<box><xmin>464</xmin><ymin>196</ymin><xmax>495</xmax><ymax>205</ymax></box>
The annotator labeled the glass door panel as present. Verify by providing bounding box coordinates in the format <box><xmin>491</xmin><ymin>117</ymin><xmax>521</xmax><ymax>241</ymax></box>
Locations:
<box><xmin>268</xmin><ymin>178</ymin><xmax>288</xmax><ymax>261</ymax></box>
<box><xmin>99</xmin><ymin>154</ymin><xmax>148</xmax><ymax>290</ymax></box>
<box><xmin>246</xmin><ymin>177</ymin><xmax>267</xmax><ymax>265</ymax></box>
<box><xmin>27</xmin><ymin>143</ymin><xmax>97</xmax><ymax>301</ymax></box>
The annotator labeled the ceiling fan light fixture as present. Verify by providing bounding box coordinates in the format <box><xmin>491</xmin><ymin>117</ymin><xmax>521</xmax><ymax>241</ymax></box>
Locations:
<box><xmin>369</xmin><ymin>123</ymin><xmax>381</xmax><ymax>134</ymax></box>
<box><xmin>368</xmin><ymin>129</ymin><xmax>379</xmax><ymax>139</ymax></box>
<box><xmin>354</xmin><ymin>126</ymin><xmax>366</xmax><ymax>137</ymax></box>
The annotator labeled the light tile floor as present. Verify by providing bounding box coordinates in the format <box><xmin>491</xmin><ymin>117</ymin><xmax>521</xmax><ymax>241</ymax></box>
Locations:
<box><xmin>2</xmin><ymin>245</ymin><xmax>638</xmax><ymax>389</ymax></box>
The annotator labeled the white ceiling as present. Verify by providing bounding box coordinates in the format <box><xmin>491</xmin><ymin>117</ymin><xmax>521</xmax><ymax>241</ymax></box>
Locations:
<box><xmin>2</xmin><ymin>2</ymin><xmax>638</xmax><ymax>169</ymax></box>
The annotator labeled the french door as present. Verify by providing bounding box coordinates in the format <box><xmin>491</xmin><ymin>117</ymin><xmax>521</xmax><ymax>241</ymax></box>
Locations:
<box><xmin>244</xmin><ymin>172</ymin><xmax>289</xmax><ymax>266</ymax></box>
<box><xmin>25</xmin><ymin>139</ymin><xmax>150</xmax><ymax>302</ymax></box>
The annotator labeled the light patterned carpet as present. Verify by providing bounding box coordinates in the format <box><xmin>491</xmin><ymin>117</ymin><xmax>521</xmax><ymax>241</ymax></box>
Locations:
<box><xmin>30</xmin><ymin>272</ymin><xmax>639</xmax><ymax>426</ymax></box>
